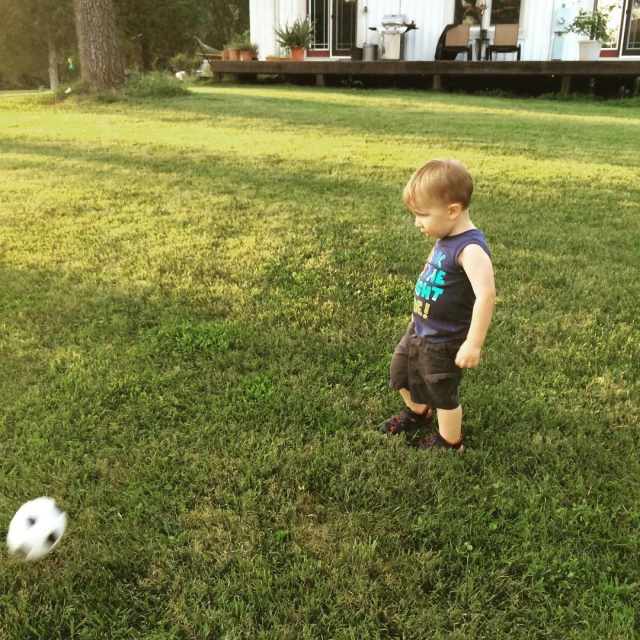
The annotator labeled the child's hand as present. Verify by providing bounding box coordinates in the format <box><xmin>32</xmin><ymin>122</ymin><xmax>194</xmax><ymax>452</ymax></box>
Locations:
<box><xmin>455</xmin><ymin>341</ymin><xmax>482</xmax><ymax>369</ymax></box>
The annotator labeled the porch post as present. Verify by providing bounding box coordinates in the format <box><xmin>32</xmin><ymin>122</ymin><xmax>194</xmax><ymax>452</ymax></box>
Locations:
<box><xmin>560</xmin><ymin>76</ymin><xmax>571</xmax><ymax>94</ymax></box>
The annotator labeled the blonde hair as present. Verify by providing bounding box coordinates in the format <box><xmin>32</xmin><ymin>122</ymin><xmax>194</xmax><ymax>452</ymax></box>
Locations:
<box><xmin>403</xmin><ymin>158</ymin><xmax>474</xmax><ymax>213</ymax></box>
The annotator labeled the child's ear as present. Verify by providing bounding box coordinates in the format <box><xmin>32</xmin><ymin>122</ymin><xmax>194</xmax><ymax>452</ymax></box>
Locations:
<box><xmin>448</xmin><ymin>203</ymin><xmax>462</xmax><ymax>219</ymax></box>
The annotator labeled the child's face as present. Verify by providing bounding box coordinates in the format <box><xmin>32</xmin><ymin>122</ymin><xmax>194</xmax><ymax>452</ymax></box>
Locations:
<box><xmin>412</xmin><ymin>198</ymin><xmax>458</xmax><ymax>239</ymax></box>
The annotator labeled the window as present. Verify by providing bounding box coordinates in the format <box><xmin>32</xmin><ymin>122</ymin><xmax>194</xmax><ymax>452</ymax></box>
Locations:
<box><xmin>309</xmin><ymin>0</ymin><xmax>329</xmax><ymax>50</ymax></box>
<box><xmin>455</xmin><ymin>1</ymin><xmax>522</xmax><ymax>27</ymax></box>
<box><xmin>623</xmin><ymin>0</ymin><xmax>640</xmax><ymax>54</ymax></box>
<box><xmin>597</xmin><ymin>0</ymin><xmax>624</xmax><ymax>50</ymax></box>
<box><xmin>490</xmin><ymin>0</ymin><xmax>522</xmax><ymax>25</ymax></box>
<box><xmin>308</xmin><ymin>0</ymin><xmax>357</xmax><ymax>56</ymax></box>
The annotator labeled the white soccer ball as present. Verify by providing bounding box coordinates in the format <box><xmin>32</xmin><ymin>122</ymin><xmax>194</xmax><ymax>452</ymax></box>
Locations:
<box><xmin>6</xmin><ymin>497</ymin><xmax>67</xmax><ymax>561</ymax></box>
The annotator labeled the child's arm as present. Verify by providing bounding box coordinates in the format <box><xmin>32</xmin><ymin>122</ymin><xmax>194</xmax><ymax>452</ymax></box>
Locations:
<box><xmin>455</xmin><ymin>244</ymin><xmax>496</xmax><ymax>369</ymax></box>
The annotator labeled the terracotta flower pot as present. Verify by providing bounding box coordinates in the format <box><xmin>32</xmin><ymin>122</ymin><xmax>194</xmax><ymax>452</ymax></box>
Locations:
<box><xmin>239</xmin><ymin>50</ymin><xmax>253</xmax><ymax>61</ymax></box>
<box><xmin>227</xmin><ymin>48</ymin><xmax>240</xmax><ymax>61</ymax></box>
<box><xmin>221</xmin><ymin>49</ymin><xmax>230</xmax><ymax>60</ymax></box>
<box><xmin>291</xmin><ymin>47</ymin><xmax>305</xmax><ymax>61</ymax></box>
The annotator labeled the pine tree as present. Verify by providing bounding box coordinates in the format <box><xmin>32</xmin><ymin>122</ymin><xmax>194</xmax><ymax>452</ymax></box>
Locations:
<box><xmin>73</xmin><ymin>0</ymin><xmax>124</xmax><ymax>89</ymax></box>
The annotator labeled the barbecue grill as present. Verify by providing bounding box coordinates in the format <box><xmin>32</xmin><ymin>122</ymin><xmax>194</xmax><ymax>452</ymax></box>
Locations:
<box><xmin>369</xmin><ymin>14</ymin><xmax>418</xmax><ymax>60</ymax></box>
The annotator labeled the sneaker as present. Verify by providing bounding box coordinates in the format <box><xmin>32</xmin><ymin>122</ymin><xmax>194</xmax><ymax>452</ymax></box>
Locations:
<box><xmin>418</xmin><ymin>432</ymin><xmax>466</xmax><ymax>451</ymax></box>
<box><xmin>378</xmin><ymin>406</ymin><xmax>433</xmax><ymax>435</ymax></box>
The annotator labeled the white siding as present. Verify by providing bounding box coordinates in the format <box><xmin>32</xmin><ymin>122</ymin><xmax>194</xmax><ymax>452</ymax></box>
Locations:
<box><xmin>250</xmin><ymin>0</ymin><xmax>307</xmax><ymax>58</ymax></box>
<box><xmin>360</xmin><ymin>0</ymin><xmax>455</xmax><ymax>61</ymax></box>
<box><xmin>251</xmin><ymin>0</ymin><xmax>629</xmax><ymax>62</ymax></box>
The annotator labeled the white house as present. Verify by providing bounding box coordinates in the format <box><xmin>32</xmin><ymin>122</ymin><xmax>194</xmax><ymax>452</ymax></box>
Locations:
<box><xmin>249</xmin><ymin>0</ymin><xmax>640</xmax><ymax>62</ymax></box>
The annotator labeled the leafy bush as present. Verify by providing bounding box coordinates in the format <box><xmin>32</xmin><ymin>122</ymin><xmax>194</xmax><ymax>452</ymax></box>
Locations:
<box><xmin>537</xmin><ymin>91</ymin><xmax>599</xmax><ymax>102</ymax></box>
<box><xmin>568</xmin><ymin>8</ymin><xmax>612</xmax><ymax>41</ymax></box>
<box><xmin>227</xmin><ymin>30</ymin><xmax>259</xmax><ymax>53</ymax></box>
<box><xmin>52</xmin><ymin>80</ymin><xmax>90</xmax><ymax>100</ymax></box>
<box><xmin>123</xmin><ymin>71</ymin><xmax>190</xmax><ymax>98</ymax></box>
<box><xmin>169</xmin><ymin>53</ymin><xmax>201</xmax><ymax>74</ymax></box>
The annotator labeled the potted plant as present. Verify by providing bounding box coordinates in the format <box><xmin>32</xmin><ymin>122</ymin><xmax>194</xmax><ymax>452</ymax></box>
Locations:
<box><xmin>226</xmin><ymin>40</ymin><xmax>240</xmax><ymax>61</ymax></box>
<box><xmin>244</xmin><ymin>43</ymin><xmax>259</xmax><ymax>61</ymax></box>
<box><xmin>225</xmin><ymin>36</ymin><xmax>244</xmax><ymax>61</ymax></box>
<box><xmin>568</xmin><ymin>7</ymin><xmax>612</xmax><ymax>60</ymax></box>
<box><xmin>275</xmin><ymin>17</ymin><xmax>314</xmax><ymax>61</ymax></box>
<box><xmin>233</xmin><ymin>30</ymin><xmax>258</xmax><ymax>61</ymax></box>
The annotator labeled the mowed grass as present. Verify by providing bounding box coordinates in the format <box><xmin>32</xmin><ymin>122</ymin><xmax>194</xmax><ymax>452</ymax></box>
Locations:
<box><xmin>0</xmin><ymin>85</ymin><xmax>638</xmax><ymax>639</ymax></box>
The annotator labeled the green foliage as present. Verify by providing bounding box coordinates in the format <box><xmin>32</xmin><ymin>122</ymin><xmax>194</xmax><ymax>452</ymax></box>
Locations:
<box><xmin>275</xmin><ymin>17</ymin><xmax>315</xmax><ymax>49</ymax></box>
<box><xmin>168</xmin><ymin>53</ymin><xmax>201</xmax><ymax>74</ymax></box>
<box><xmin>51</xmin><ymin>79</ymin><xmax>90</xmax><ymax>100</ymax></box>
<box><xmin>116</xmin><ymin>0</ymin><xmax>249</xmax><ymax>72</ymax></box>
<box><xmin>1</xmin><ymin>0</ymin><xmax>249</xmax><ymax>87</ymax></box>
<box><xmin>567</xmin><ymin>7</ymin><xmax>613</xmax><ymax>41</ymax></box>
<box><xmin>0</xmin><ymin>86</ymin><xmax>638</xmax><ymax>637</ymax></box>
<box><xmin>537</xmin><ymin>91</ymin><xmax>598</xmax><ymax>102</ymax></box>
<box><xmin>122</xmin><ymin>71</ymin><xmax>190</xmax><ymax>97</ymax></box>
<box><xmin>477</xmin><ymin>88</ymin><xmax>517</xmax><ymax>99</ymax></box>
<box><xmin>0</xmin><ymin>0</ymin><xmax>76</xmax><ymax>88</ymax></box>
<box><xmin>45</xmin><ymin>72</ymin><xmax>190</xmax><ymax>102</ymax></box>
<box><xmin>227</xmin><ymin>29</ymin><xmax>258</xmax><ymax>53</ymax></box>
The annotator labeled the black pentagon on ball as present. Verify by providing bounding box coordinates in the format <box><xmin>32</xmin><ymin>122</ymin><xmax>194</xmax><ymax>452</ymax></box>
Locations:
<box><xmin>45</xmin><ymin>531</ymin><xmax>59</xmax><ymax>546</ymax></box>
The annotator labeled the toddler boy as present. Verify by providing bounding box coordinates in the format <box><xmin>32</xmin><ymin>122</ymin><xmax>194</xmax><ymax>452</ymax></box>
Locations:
<box><xmin>379</xmin><ymin>159</ymin><xmax>495</xmax><ymax>450</ymax></box>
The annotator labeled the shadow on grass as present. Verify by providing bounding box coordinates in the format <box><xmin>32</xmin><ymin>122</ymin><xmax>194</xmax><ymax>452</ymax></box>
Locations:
<box><xmin>1</xmin><ymin>244</ymin><xmax>638</xmax><ymax>636</ymax></box>
<box><xmin>149</xmin><ymin>88</ymin><xmax>640</xmax><ymax>162</ymax></box>
<box><xmin>1</xmin><ymin>91</ymin><xmax>639</xmax><ymax>638</ymax></box>
<box><xmin>2</xmin><ymin>134</ymin><xmax>639</xmax><ymax>274</ymax></box>
<box><xmin>4</xmin><ymin>87</ymin><xmax>639</xmax><ymax>169</ymax></box>
<box><xmin>1</xmin><ymin>139</ymin><xmax>638</xmax><ymax>423</ymax></box>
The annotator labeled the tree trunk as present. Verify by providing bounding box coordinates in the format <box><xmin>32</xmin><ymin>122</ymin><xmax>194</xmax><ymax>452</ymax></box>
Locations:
<box><xmin>73</xmin><ymin>0</ymin><xmax>124</xmax><ymax>90</ymax></box>
<box><xmin>140</xmin><ymin>35</ymin><xmax>153</xmax><ymax>73</ymax></box>
<box><xmin>47</xmin><ymin>25</ymin><xmax>59</xmax><ymax>90</ymax></box>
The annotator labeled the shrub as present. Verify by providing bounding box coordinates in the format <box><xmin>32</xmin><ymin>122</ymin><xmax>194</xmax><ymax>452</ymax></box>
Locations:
<box><xmin>52</xmin><ymin>80</ymin><xmax>90</xmax><ymax>100</ymax></box>
<box><xmin>226</xmin><ymin>31</ymin><xmax>258</xmax><ymax>53</ymax></box>
<box><xmin>169</xmin><ymin>53</ymin><xmax>201</xmax><ymax>74</ymax></box>
<box><xmin>123</xmin><ymin>71</ymin><xmax>190</xmax><ymax>98</ymax></box>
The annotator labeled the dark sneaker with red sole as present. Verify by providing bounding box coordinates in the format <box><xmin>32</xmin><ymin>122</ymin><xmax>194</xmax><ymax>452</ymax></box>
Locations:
<box><xmin>378</xmin><ymin>406</ymin><xmax>433</xmax><ymax>435</ymax></box>
<box><xmin>417</xmin><ymin>432</ymin><xmax>466</xmax><ymax>451</ymax></box>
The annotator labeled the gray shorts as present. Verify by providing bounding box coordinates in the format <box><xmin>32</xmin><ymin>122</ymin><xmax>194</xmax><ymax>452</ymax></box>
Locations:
<box><xmin>389</xmin><ymin>323</ymin><xmax>464</xmax><ymax>410</ymax></box>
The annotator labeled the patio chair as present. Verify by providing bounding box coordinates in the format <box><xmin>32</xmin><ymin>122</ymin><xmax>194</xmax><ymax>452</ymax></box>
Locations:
<box><xmin>485</xmin><ymin>24</ymin><xmax>521</xmax><ymax>60</ymax></box>
<box><xmin>435</xmin><ymin>24</ymin><xmax>472</xmax><ymax>61</ymax></box>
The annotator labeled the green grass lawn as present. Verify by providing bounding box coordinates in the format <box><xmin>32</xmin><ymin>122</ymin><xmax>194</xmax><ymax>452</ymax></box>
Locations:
<box><xmin>0</xmin><ymin>85</ymin><xmax>638</xmax><ymax>639</ymax></box>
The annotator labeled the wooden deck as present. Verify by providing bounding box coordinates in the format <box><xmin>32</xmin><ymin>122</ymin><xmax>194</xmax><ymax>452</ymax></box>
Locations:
<box><xmin>208</xmin><ymin>60</ymin><xmax>640</xmax><ymax>93</ymax></box>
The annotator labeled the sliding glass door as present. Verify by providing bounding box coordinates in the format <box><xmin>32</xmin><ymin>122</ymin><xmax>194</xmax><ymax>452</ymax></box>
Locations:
<box><xmin>622</xmin><ymin>0</ymin><xmax>640</xmax><ymax>55</ymax></box>
<box><xmin>309</xmin><ymin>0</ymin><xmax>357</xmax><ymax>57</ymax></box>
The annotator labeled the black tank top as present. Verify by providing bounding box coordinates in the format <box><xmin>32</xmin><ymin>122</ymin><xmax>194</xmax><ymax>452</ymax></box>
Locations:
<box><xmin>413</xmin><ymin>229</ymin><xmax>491</xmax><ymax>343</ymax></box>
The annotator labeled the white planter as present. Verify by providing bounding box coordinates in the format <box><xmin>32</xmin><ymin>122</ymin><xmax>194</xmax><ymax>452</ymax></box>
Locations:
<box><xmin>578</xmin><ymin>40</ymin><xmax>603</xmax><ymax>61</ymax></box>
